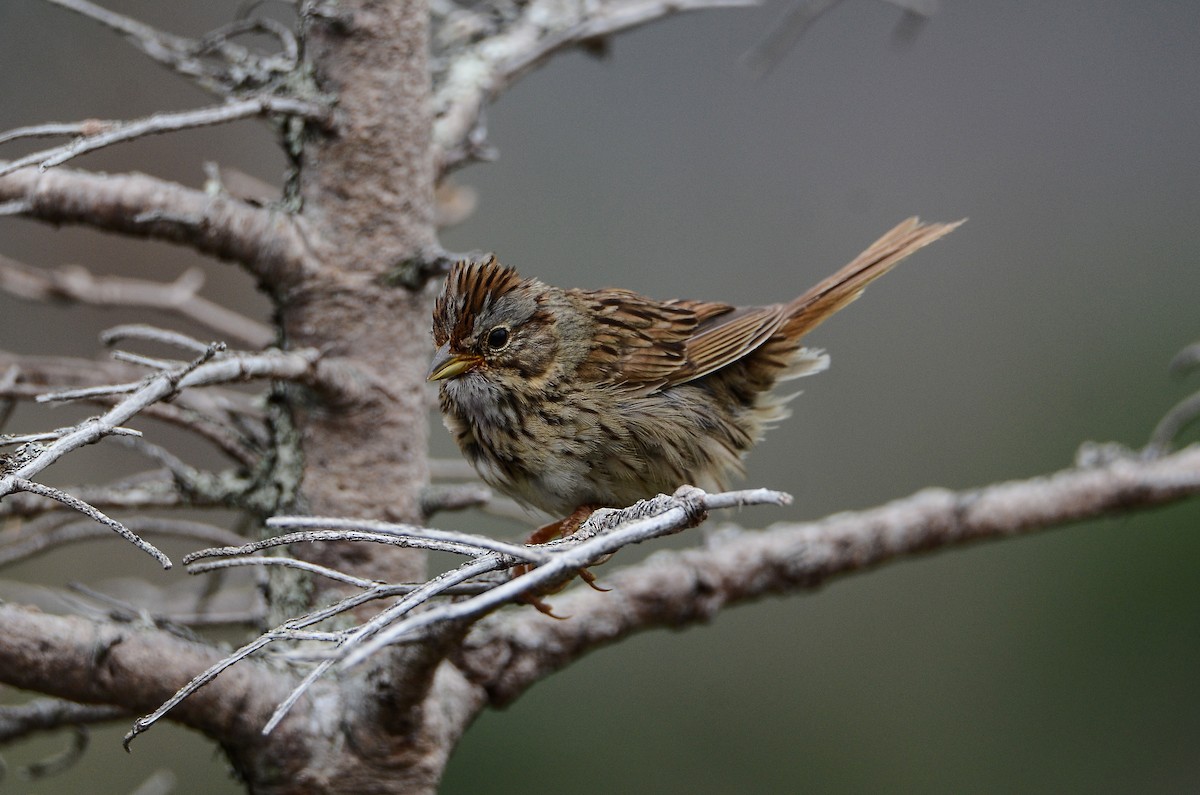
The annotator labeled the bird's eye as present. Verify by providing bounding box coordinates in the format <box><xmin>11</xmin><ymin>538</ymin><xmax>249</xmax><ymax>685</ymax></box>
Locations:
<box><xmin>487</xmin><ymin>326</ymin><xmax>510</xmax><ymax>350</ymax></box>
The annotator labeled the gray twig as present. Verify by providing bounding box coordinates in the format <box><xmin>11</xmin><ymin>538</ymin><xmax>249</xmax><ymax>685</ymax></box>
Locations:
<box><xmin>188</xmin><ymin>556</ymin><xmax>381</xmax><ymax>589</ymax></box>
<box><xmin>124</xmin><ymin>574</ymin><xmax>454</xmax><ymax>746</ymax></box>
<box><xmin>9</xmin><ymin>479</ymin><xmax>171</xmax><ymax>568</ymax></box>
<box><xmin>0</xmin><ymin>699</ymin><xmax>126</xmax><ymax>744</ymax></box>
<box><xmin>184</xmin><ymin>526</ymin><xmax>542</xmax><ymax>565</ymax></box>
<box><xmin>0</xmin><ymin>516</ymin><xmax>244</xmax><ymax>569</ymax></box>
<box><xmin>266</xmin><ymin>557</ymin><xmax>504</xmax><ymax>736</ymax></box>
<box><xmin>341</xmin><ymin>487</ymin><xmax>786</xmax><ymax>667</ymax></box>
<box><xmin>0</xmin><ymin>256</ymin><xmax>273</xmax><ymax>348</ymax></box>
<box><xmin>266</xmin><ymin>515</ymin><xmax>545</xmax><ymax>561</ymax></box>
<box><xmin>0</xmin><ymin>97</ymin><xmax>327</xmax><ymax>179</ymax></box>
<box><xmin>43</xmin><ymin>0</ymin><xmax>305</xmax><ymax>97</ymax></box>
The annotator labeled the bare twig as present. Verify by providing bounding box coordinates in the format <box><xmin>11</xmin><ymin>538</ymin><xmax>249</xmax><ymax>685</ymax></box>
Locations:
<box><xmin>0</xmin><ymin>426</ymin><xmax>140</xmax><ymax>448</ymax></box>
<box><xmin>0</xmin><ymin>97</ymin><xmax>327</xmax><ymax>179</ymax></box>
<box><xmin>99</xmin><ymin>324</ymin><xmax>219</xmax><ymax>354</ymax></box>
<box><xmin>0</xmin><ymin>255</ymin><xmax>273</xmax><ymax>348</ymax></box>
<box><xmin>188</xmin><ymin>556</ymin><xmax>381</xmax><ymax>589</ymax></box>
<box><xmin>0</xmin><ymin>366</ymin><xmax>17</xmax><ymax>431</ymax></box>
<box><xmin>420</xmin><ymin>483</ymin><xmax>492</xmax><ymax>516</ymax></box>
<box><xmin>0</xmin><ymin>351</ymin><xmax>265</xmax><ymax>451</ymax></box>
<box><xmin>267</xmin><ymin>515</ymin><xmax>545</xmax><ymax>560</ymax></box>
<box><xmin>184</xmin><ymin>525</ymin><xmax>543</xmax><ymax>565</ymax></box>
<box><xmin>341</xmin><ymin>487</ymin><xmax>786</xmax><ymax>668</ymax></box>
<box><xmin>0</xmin><ymin>471</ymin><xmax>204</xmax><ymax>520</ymax></box>
<box><xmin>8</xmin><ymin>479</ymin><xmax>171</xmax><ymax>568</ymax></box>
<box><xmin>0</xmin><ymin>346</ymin><xmax>235</xmax><ymax>563</ymax></box>
<box><xmin>1146</xmin><ymin>392</ymin><xmax>1200</xmax><ymax>457</ymax></box>
<box><xmin>0</xmin><ymin>516</ymin><xmax>244</xmax><ymax>569</ymax></box>
<box><xmin>111</xmin><ymin>351</ymin><xmax>184</xmax><ymax>371</ymax></box>
<box><xmin>33</xmin><ymin>346</ymin><xmax>322</xmax><ymax>404</ymax></box>
<box><xmin>19</xmin><ymin>726</ymin><xmax>89</xmax><ymax>780</ymax></box>
<box><xmin>259</xmin><ymin>555</ymin><xmax>503</xmax><ymax>736</ymax></box>
<box><xmin>0</xmin><ymin>699</ymin><xmax>126</xmax><ymax>744</ymax></box>
<box><xmin>1169</xmin><ymin>341</ymin><xmax>1200</xmax><ymax>374</ymax></box>
<box><xmin>743</xmin><ymin>0</ymin><xmax>938</xmax><ymax>76</ymax></box>
<box><xmin>43</xmin><ymin>0</ymin><xmax>300</xmax><ymax>96</ymax></box>
<box><xmin>124</xmin><ymin>576</ymin><xmax>421</xmax><ymax>746</ymax></box>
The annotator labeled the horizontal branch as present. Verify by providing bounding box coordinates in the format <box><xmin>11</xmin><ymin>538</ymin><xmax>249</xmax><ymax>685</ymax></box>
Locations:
<box><xmin>0</xmin><ymin>604</ymin><xmax>285</xmax><ymax>744</ymax></box>
<box><xmin>0</xmin><ymin>254</ymin><xmax>273</xmax><ymax>348</ymax></box>
<box><xmin>0</xmin><ymin>97</ymin><xmax>327</xmax><ymax>179</ymax></box>
<box><xmin>0</xmin><ymin>699</ymin><xmax>127</xmax><ymax>750</ymax></box>
<box><xmin>0</xmin><ymin>166</ymin><xmax>313</xmax><ymax>282</ymax></box>
<box><xmin>461</xmin><ymin>444</ymin><xmax>1200</xmax><ymax>704</ymax></box>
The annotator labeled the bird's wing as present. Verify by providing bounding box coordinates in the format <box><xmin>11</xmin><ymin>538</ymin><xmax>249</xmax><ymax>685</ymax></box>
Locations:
<box><xmin>576</xmin><ymin>290</ymin><xmax>790</xmax><ymax>390</ymax></box>
<box><xmin>667</xmin><ymin>300</ymin><xmax>788</xmax><ymax>386</ymax></box>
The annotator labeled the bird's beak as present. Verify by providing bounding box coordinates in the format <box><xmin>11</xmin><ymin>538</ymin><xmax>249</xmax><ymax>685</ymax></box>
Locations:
<box><xmin>427</xmin><ymin>344</ymin><xmax>483</xmax><ymax>382</ymax></box>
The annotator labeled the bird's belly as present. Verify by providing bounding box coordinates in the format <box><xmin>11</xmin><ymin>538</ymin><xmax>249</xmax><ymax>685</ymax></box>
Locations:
<box><xmin>444</xmin><ymin>384</ymin><xmax>750</xmax><ymax>516</ymax></box>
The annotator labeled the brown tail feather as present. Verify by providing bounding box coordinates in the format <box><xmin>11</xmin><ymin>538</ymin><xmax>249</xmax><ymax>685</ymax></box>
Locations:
<box><xmin>783</xmin><ymin>217</ymin><xmax>964</xmax><ymax>338</ymax></box>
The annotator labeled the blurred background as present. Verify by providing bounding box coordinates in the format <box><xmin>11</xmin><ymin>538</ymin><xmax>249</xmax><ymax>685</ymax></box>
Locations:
<box><xmin>1</xmin><ymin>0</ymin><xmax>1199</xmax><ymax>792</ymax></box>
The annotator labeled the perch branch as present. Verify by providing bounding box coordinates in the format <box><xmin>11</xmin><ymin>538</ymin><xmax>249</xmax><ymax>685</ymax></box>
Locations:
<box><xmin>458</xmin><ymin>443</ymin><xmax>1200</xmax><ymax>704</ymax></box>
<box><xmin>339</xmin><ymin>487</ymin><xmax>787</xmax><ymax>668</ymax></box>
<box><xmin>139</xmin><ymin>488</ymin><xmax>786</xmax><ymax>737</ymax></box>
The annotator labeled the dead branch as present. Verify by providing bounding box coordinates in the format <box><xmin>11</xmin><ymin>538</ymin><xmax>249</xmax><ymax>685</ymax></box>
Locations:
<box><xmin>0</xmin><ymin>350</ymin><xmax>267</xmax><ymax>454</ymax></box>
<box><xmin>0</xmin><ymin>346</ymin><xmax>232</xmax><ymax>564</ymax></box>
<box><xmin>0</xmin><ymin>255</ymin><xmax>273</xmax><ymax>348</ymax></box>
<box><xmin>0</xmin><ymin>167</ymin><xmax>313</xmax><ymax>283</ymax></box>
<box><xmin>0</xmin><ymin>471</ymin><xmax>195</xmax><ymax>520</ymax></box>
<box><xmin>6</xmin><ymin>479</ymin><xmax>171</xmax><ymax>567</ymax></box>
<box><xmin>43</xmin><ymin>0</ymin><xmax>300</xmax><ymax>97</ymax></box>
<box><xmin>0</xmin><ymin>344</ymin><xmax>305</xmax><ymax>559</ymax></box>
<box><xmin>0</xmin><ymin>96</ymin><xmax>327</xmax><ymax>179</ymax></box>
<box><xmin>431</xmin><ymin>0</ymin><xmax>756</xmax><ymax>173</ymax></box>
<box><xmin>0</xmin><ymin>698</ymin><xmax>127</xmax><ymax>744</ymax></box>
<box><xmin>0</xmin><ymin>603</ymin><xmax>288</xmax><ymax>744</ymax></box>
<box><xmin>0</xmin><ymin>516</ymin><xmax>245</xmax><ymax>569</ymax></box>
<box><xmin>123</xmin><ymin>488</ymin><xmax>786</xmax><ymax>741</ymax></box>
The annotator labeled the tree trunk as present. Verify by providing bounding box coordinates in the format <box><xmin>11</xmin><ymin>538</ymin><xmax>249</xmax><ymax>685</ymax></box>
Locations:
<box><xmin>226</xmin><ymin>2</ymin><xmax>452</xmax><ymax>791</ymax></box>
